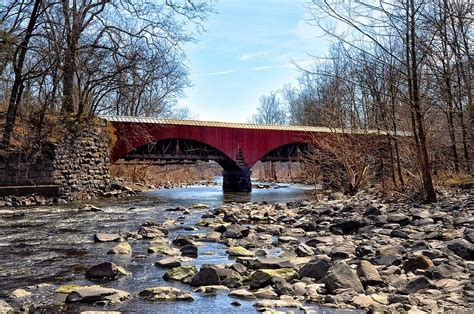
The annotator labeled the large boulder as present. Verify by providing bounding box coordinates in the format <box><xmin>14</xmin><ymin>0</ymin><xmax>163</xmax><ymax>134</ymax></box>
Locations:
<box><xmin>222</xmin><ymin>224</ymin><xmax>249</xmax><ymax>239</ymax></box>
<box><xmin>446</xmin><ymin>238</ymin><xmax>474</xmax><ymax>260</ymax></box>
<box><xmin>330</xmin><ymin>219</ymin><xmax>368</xmax><ymax>235</ymax></box>
<box><xmin>155</xmin><ymin>257</ymin><xmax>191</xmax><ymax>268</ymax></box>
<box><xmin>398</xmin><ymin>276</ymin><xmax>434</xmax><ymax>294</ymax></box>
<box><xmin>85</xmin><ymin>262</ymin><xmax>129</xmax><ymax>279</ymax></box>
<box><xmin>227</xmin><ymin>246</ymin><xmax>255</xmax><ymax>257</ymax></box>
<box><xmin>94</xmin><ymin>233</ymin><xmax>121</xmax><ymax>243</ymax></box>
<box><xmin>402</xmin><ymin>255</ymin><xmax>434</xmax><ymax>273</ymax></box>
<box><xmin>172</xmin><ymin>235</ymin><xmax>195</xmax><ymax>247</ymax></box>
<box><xmin>190</xmin><ymin>265</ymin><xmax>241</xmax><ymax>287</ymax></box>
<box><xmin>247</xmin><ymin>258</ymin><xmax>296</xmax><ymax>270</ymax></box>
<box><xmin>244</xmin><ymin>268</ymin><xmax>299</xmax><ymax>289</ymax></box>
<box><xmin>163</xmin><ymin>266</ymin><xmax>197</xmax><ymax>282</ymax></box>
<box><xmin>107</xmin><ymin>242</ymin><xmax>132</xmax><ymax>255</ymax></box>
<box><xmin>147</xmin><ymin>244</ymin><xmax>180</xmax><ymax>255</ymax></box>
<box><xmin>193</xmin><ymin>285</ymin><xmax>230</xmax><ymax>296</ymax></box>
<box><xmin>65</xmin><ymin>286</ymin><xmax>130</xmax><ymax>305</ymax></box>
<box><xmin>295</xmin><ymin>244</ymin><xmax>314</xmax><ymax>257</ymax></box>
<box><xmin>0</xmin><ymin>300</ymin><xmax>13</xmax><ymax>313</ymax></box>
<box><xmin>323</xmin><ymin>262</ymin><xmax>364</xmax><ymax>293</ymax></box>
<box><xmin>138</xmin><ymin>225</ymin><xmax>167</xmax><ymax>239</ymax></box>
<box><xmin>228</xmin><ymin>288</ymin><xmax>256</xmax><ymax>300</ymax></box>
<box><xmin>298</xmin><ymin>259</ymin><xmax>330</xmax><ymax>280</ymax></box>
<box><xmin>138</xmin><ymin>287</ymin><xmax>194</xmax><ymax>301</ymax></box>
<box><xmin>356</xmin><ymin>260</ymin><xmax>384</xmax><ymax>286</ymax></box>
<box><xmin>181</xmin><ymin>245</ymin><xmax>198</xmax><ymax>257</ymax></box>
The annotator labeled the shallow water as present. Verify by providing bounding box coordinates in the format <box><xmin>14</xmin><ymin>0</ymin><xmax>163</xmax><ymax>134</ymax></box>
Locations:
<box><xmin>0</xmin><ymin>182</ymin><xmax>351</xmax><ymax>313</ymax></box>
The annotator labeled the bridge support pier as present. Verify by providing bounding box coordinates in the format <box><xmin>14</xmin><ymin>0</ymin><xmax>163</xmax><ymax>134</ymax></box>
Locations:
<box><xmin>222</xmin><ymin>169</ymin><xmax>252</xmax><ymax>192</ymax></box>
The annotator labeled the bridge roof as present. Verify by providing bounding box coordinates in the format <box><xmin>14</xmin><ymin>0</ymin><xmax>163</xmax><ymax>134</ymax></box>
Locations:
<box><xmin>101</xmin><ymin>115</ymin><xmax>410</xmax><ymax>136</ymax></box>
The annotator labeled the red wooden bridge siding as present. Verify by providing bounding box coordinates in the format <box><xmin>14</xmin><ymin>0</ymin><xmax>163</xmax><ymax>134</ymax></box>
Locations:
<box><xmin>109</xmin><ymin>121</ymin><xmax>312</xmax><ymax>168</ymax></box>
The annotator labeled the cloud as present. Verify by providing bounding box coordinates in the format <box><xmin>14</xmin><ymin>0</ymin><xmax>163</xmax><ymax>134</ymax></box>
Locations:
<box><xmin>239</xmin><ymin>51</ymin><xmax>270</xmax><ymax>60</ymax></box>
<box><xmin>190</xmin><ymin>60</ymin><xmax>315</xmax><ymax>78</ymax></box>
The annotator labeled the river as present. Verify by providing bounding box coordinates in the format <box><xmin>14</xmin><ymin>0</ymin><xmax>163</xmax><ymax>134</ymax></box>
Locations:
<box><xmin>0</xmin><ymin>182</ymin><xmax>337</xmax><ymax>313</ymax></box>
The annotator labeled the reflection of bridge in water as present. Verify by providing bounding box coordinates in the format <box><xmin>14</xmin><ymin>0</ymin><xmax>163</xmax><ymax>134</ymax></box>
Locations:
<box><xmin>104</xmin><ymin>116</ymin><xmax>394</xmax><ymax>192</ymax></box>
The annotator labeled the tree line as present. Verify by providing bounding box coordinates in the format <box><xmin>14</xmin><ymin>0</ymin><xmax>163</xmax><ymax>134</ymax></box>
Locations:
<box><xmin>250</xmin><ymin>0</ymin><xmax>472</xmax><ymax>202</ymax></box>
<box><xmin>0</xmin><ymin>0</ymin><xmax>212</xmax><ymax>149</ymax></box>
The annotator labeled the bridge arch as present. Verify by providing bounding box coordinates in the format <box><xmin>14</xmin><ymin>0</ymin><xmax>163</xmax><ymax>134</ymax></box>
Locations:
<box><xmin>120</xmin><ymin>138</ymin><xmax>241</xmax><ymax>171</ymax></box>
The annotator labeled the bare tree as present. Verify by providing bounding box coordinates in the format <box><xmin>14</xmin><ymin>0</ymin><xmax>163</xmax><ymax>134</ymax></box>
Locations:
<box><xmin>250</xmin><ymin>91</ymin><xmax>287</xmax><ymax>125</ymax></box>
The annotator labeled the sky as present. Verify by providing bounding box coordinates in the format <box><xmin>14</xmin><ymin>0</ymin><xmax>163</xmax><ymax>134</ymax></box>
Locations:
<box><xmin>178</xmin><ymin>0</ymin><xmax>329</xmax><ymax>123</ymax></box>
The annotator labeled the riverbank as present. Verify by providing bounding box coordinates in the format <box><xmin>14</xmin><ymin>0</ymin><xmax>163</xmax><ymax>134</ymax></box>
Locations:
<box><xmin>0</xmin><ymin>184</ymin><xmax>472</xmax><ymax>312</ymax></box>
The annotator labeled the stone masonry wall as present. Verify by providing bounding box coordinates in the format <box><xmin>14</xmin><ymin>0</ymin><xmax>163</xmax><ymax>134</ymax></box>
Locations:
<box><xmin>0</xmin><ymin>120</ymin><xmax>111</xmax><ymax>199</ymax></box>
<box><xmin>52</xmin><ymin>120</ymin><xmax>111</xmax><ymax>199</ymax></box>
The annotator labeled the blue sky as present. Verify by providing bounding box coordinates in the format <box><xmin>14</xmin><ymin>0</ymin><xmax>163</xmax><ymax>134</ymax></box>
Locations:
<box><xmin>178</xmin><ymin>0</ymin><xmax>329</xmax><ymax>122</ymax></box>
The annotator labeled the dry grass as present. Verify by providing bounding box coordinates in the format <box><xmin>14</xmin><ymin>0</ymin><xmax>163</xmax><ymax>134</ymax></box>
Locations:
<box><xmin>435</xmin><ymin>171</ymin><xmax>474</xmax><ymax>187</ymax></box>
<box><xmin>111</xmin><ymin>161</ymin><xmax>221</xmax><ymax>187</ymax></box>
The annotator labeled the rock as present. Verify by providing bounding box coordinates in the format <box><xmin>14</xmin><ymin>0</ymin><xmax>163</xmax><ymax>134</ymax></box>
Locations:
<box><xmin>56</xmin><ymin>284</ymin><xmax>95</xmax><ymax>294</ymax></box>
<box><xmin>306</xmin><ymin>235</ymin><xmax>344</xmax><ymax>247</ymax></box>
<box><xmin>387</xmin><ymin>214</ymin><xmax>410</xmax><ymax>226</ymax></box>
<box><xmin>0</xmin><ymin>300</ymin><xmax>13</xmax><ymax>313</ymax></box>
<box><xmin>148</xmin><ymin>244</ymin><xmax>180</xmax><ymax>255</ymax></box>
<box><xmin>253</xmin><ymin>286</ymin><xmax>278</xmax><ymax>299</ymax></box>
<box><xmin>138</xmin><ymin>225</ymin><xmax>166</xmax><ymax>239</ymax></box>
<box><xmin>163</xmin><ymin>265</ymin><xmax>197</xmax><ymax>282</ymax></box>
<box><xmin>192</xmin><ymin>203</ymin><xmax>210</xmax><ymax>209</ymax></box>
<box><xmin>181</xmin><ymin>245</ymin><xmax>198</xmax><ymax>257</ymax></box>
<box><xmin>244</xmin><ymin>268</ymin><xmax>299</xmax><ymax>289</ymax></box>
<box><xmin>330</xmin><ymin>245</ymin><xmax>354</xmax><ymax>260</ymax></box>
<box><xmin>330</xmin><ymin>219</ymin><xmax>367</xmax><ymax>234</ymax></box>
<box><xmin>223</xmin><ymin>213</ymin><xmax>239</xmax><ymax>223</ymax></box>
<box><xmin>446</xmin><ymin>238</ymin><xmax>474</xmax><ymax>260</ymax></box>
<box><xmin>364</xmin><ymin>205</ymin><xmax>381</xmax><ymax>216</ymax></box>
<box><xmin>172</xmin><ymin>235</ymin><xmax>195</xmax><ymax>246</ymax></box>
<box><xmin>203</xmin><ymin>231</ymin><xmax>221</xmax><ymax>242</ymax></box>
<box><xmin>351</xmin><ymin>294</ymin><xmax>382</xmax><ymax>309</ymax></box>
<box><xmin>9</xmin><ymin>288</ymin><xmax>31</xmax><ymax>298</ymax></box>
<box><xmin>227</xmin><ymin>246</ymin><xmax>255</xmax><ymax>257</ymax></box>
<box><xmin>402</xmin><ymin>255</ymin><xmax>434</xmax><ymax>273</ymax></box>
<box><xmin>229</xmin><ymin>289</ymin><xmax>256</xmax><ymax>300</ymax></box>
<box><xmin>295</xmin><ymin>244</ymin><xmax>314</xmax><ymax>257</ymax></box>
<box><xmin>295</xmin><ymin>221</ymin><xmax>317</xmax><ymax>232</ymax></box>
<box><xmin>248</xmin><ymin>258</ymin><xmax>296</xmax><ymax>270</ymax></box>
<box><xmin>231</xmin><ymin>300</ymin><xmax>241</xmax><ymax>306</ymax></box>
<box><xmin>107</xmin><ymin>242</ymin><xmax>132</xmax><ymax>255</ymax></box>
<box><xmin>94</xmin><ymin>233</ymin><xmax>121</xmax><ymax>243</ymax></box>
<box><xmin>398</xmin><ymin>276</ymin><xmax>434</xmax><ymax>294</ymax></box>
<box><xmin>323</xmin><ymin>262</ymin><xmax>364</xmax><ymax>293</ymax></box>
<box><xmin>425</xmin><ymin>264</ymin><xmax>462</xmax><ymax>280</ymax></box>
<box><xmin>357</xmin><ymin>260</ymin><xmax>384</xmax><ymax>286</ymax></box>
<box><xmin>193</xmin><ymin>285</ymin><xmax>230</xmax><ymax>296</ymax></box>
<box><xmin>85</xmin><ymin>262</ymin><xmax>129</xmax><ymax>279</ymax></box>
<box><xmin>138</xmin><ymin>287</ymin><xmax>194</xmax><ymax>301</ymax></box>
<box><xmin>293</xmin><ymin>281</ymin><xmax>307</xmax><ymax>296</ymax></box>
<box><xmin>253</xmin><ymin>299</ymin><xmax>302</xmax><ymax>310</ymax></box>
<box><xmin>190</xmin><ymin>265</ymin><xmax>241</xmax><ymax>287</ymax></box>
<box><xmin>65</xmin><ymin>286</ymin><xmax>130</xmax><ymax>305</ymax></box>
<box><xmin>222</xmin><ymin>224</ymin><xmax>249</xmax><ymax>239</ymax></box>
<box><xmin>81</xmin><ymin>204</ymin><xmax>102</xmax><ymax>212</ymax></box>
<box><xmin>298</xmin><ymin>259</ymin><xmax>330</xmax><ymax>281</ymax></box>
<box><xmin>273</xmin><ymin>278</ymin><xmax>294</xmax><ymax>295</ymax></box>
<box><xmin>155</xmin><ymin>257</ymin><xmax>187</xmax><ymax>268</ymax></box>
<box><xmin>278</xmin><ymin>236</ymin><xmax>299</xmax><ymax>243</ymax></box>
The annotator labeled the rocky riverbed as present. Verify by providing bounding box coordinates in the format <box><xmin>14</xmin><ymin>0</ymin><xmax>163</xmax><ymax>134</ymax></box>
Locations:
<box><xmin>0</xmin><ymin>186</ymin><xmax>473</xmax><ymax>313</ymax></box>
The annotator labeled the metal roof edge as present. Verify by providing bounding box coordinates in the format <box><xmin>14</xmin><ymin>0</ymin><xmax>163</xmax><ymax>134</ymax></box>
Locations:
<box><xmin>99</xmin><ymin>115</ymin><xmax>412</xmax><ymax>136</ymax></box>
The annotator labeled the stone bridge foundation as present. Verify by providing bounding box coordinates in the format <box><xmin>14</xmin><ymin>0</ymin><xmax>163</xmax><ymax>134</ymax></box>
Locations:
<box><xmin>222</xmin><ymin>168</ymin><xmax>252</xmax><ymax>192</ymax></box>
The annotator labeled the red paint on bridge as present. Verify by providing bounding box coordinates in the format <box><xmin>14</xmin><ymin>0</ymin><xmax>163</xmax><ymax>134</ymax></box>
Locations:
<box><xmin>106</xmin><ymin>117</ymin><xmax>320</xmax><ymax>168</ymax></box>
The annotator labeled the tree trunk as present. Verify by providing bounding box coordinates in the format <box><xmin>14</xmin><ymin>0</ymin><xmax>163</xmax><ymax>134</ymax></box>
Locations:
<box><xmin>409</xmin><ymin>0</ymin><xmax>436</xmax><ymax>202</ymax></box>
<box><xmin>2</xmin><ymin>0</ymin><xmax>42</xmax><ymax>147</ymax></box>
